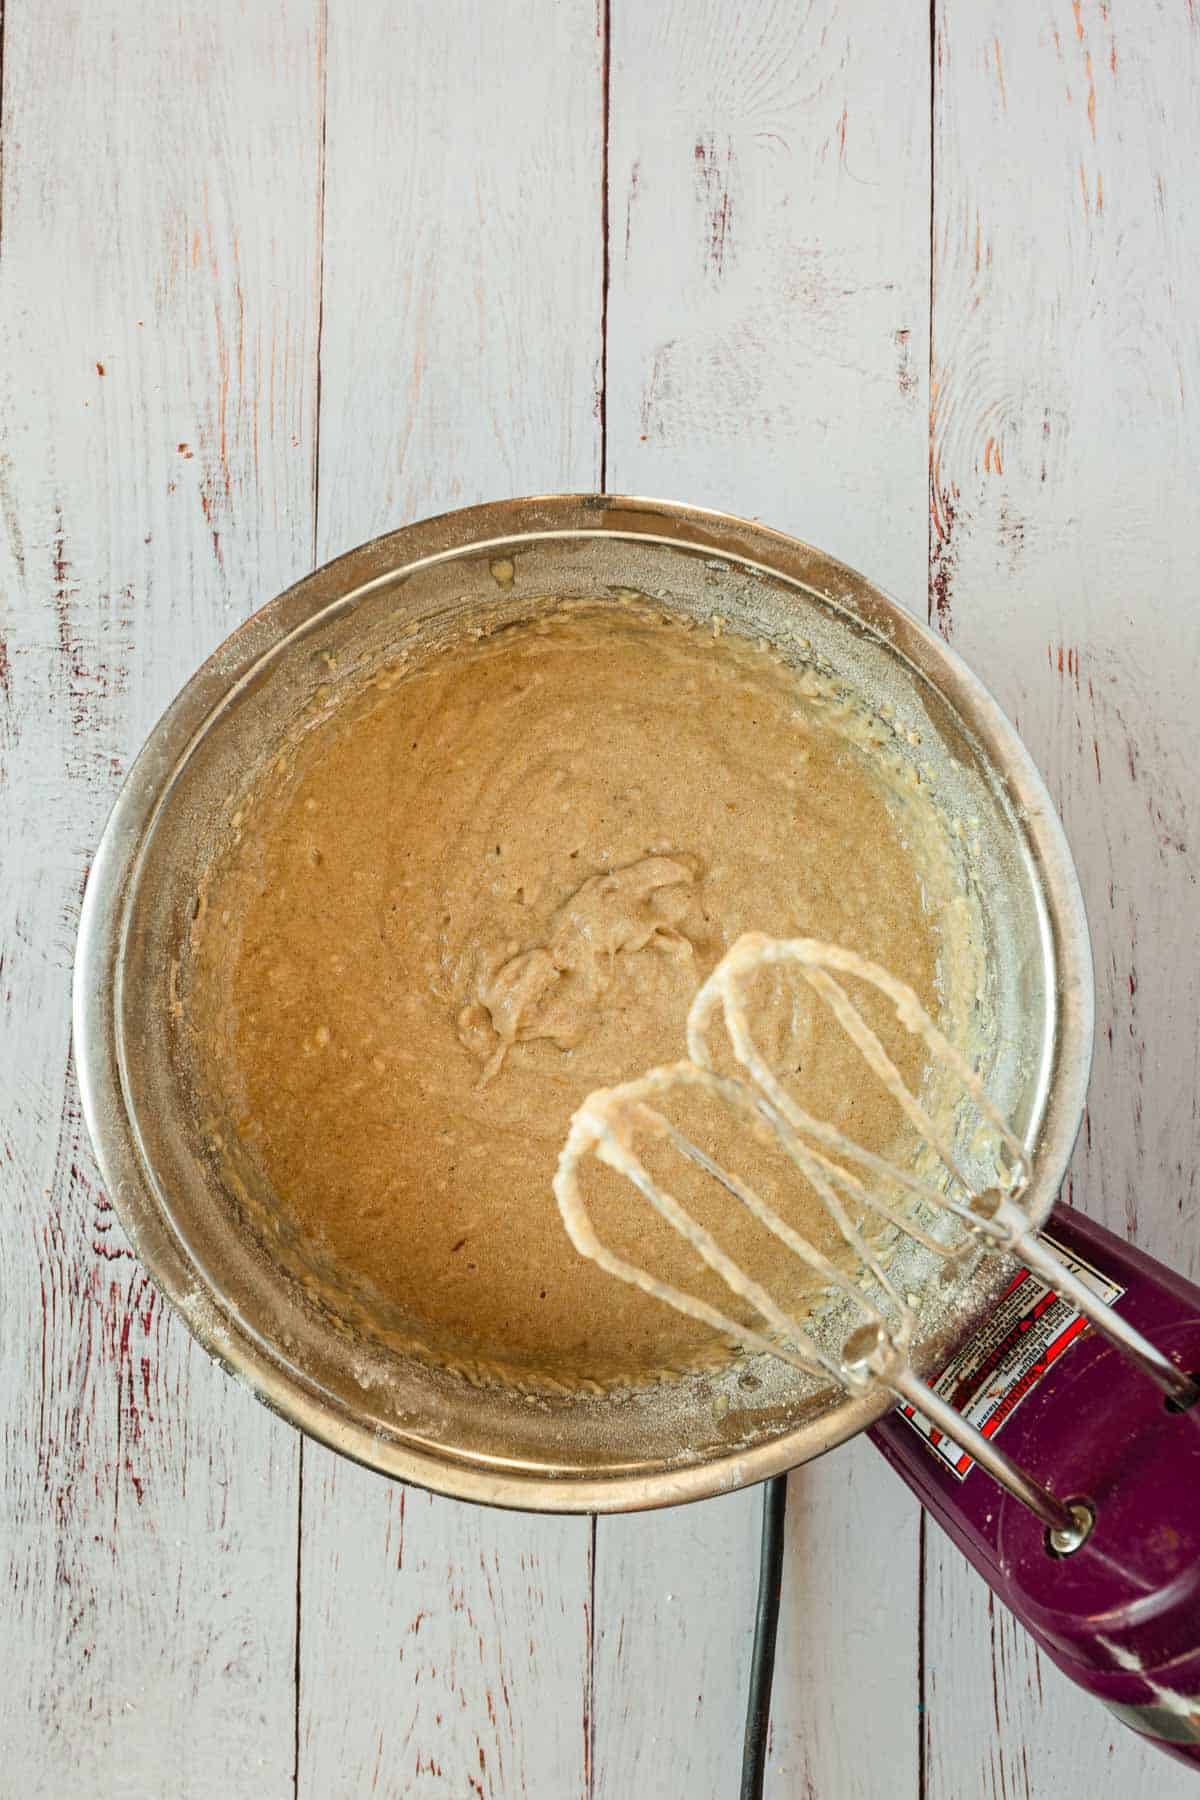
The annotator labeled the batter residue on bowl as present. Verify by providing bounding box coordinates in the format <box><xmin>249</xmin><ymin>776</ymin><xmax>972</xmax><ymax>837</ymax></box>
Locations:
<box><xmin>187</xmin><ymin>600</ymin><xmax>962</xmax><ymax>1387</ymax></box>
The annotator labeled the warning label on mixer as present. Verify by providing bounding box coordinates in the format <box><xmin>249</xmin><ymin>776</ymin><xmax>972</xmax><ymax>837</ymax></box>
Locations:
<box><xmin>894</xmin><ymin>1234</ymin><xmax>1125</xmax><ymax>1479</ymax></box>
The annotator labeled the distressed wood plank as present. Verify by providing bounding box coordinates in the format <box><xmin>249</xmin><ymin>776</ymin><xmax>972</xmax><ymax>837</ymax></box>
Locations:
<box><xmin>295</xmin><ymin>5</ymin><xmax>604</xmax><ymax>1795</ymax></box>
<box><xmin>0</xmin><ymin>1</ymin><xmax>323</xmax><ymax>1794</ymax></box>
<box><xmin>769</xmin><ymin>1443</ymin><xmax>924</xmax><ymax>1798</ymax></box>
<box><xmin>593</xmin><ymin>1488</ymin><xmax>763</xmax><ymax>1800</ymax></box>
<box><xmin>598</xmin><ymin>5</ymin><xmax>930</xmax><ymax>1795</ymax></box>
<box><xmin>606</xmin><ymin>0</ymin><xmax>932</xmax><ymax>573</ymax></box>
<box><xmin>299</xmin><ymin>1468</ymin><xmax>592</xmax><ymax>1798</ymax></box>
<box><xmin>313</xmin><ymin>0</ymin><xmax>605</xmax><ymax>550</ymax></box>
<box><xmin>925</xmin><ymin>4</ymin><xmax>1200</xmax><ymax>1791</ymax></box>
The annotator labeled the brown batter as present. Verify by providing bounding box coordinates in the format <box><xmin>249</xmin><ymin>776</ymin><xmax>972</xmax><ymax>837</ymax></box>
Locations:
<box><xmin>187</xmin><ymin>603</ymin><xmax>948</xmax><ymax>1386</ymax></box>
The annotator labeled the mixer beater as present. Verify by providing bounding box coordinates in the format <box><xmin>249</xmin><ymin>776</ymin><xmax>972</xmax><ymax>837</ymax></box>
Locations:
<box><xmin>555</xmin><ymin>934</ymin><xmax>1200</xmax><ymax>1769</ymax></box>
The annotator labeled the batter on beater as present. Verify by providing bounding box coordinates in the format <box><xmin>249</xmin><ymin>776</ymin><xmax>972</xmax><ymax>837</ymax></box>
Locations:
<box><xmin>187</xmin><ymin>601</ymin><xmax>963</xmax><ymax>1386</ymax></box>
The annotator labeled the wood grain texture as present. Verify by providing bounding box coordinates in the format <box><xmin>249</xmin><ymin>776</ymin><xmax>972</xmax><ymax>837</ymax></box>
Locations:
<box><xmin>299</xmin><ymin>1467</ymin><xmax>591</xmax><ymax>1798</ymax></box>
<box><xmin>592</xmin><ymin>1487</ymin><xmax>763</xmax><ymax>1800</ymax></box>
<box><xmin>768</xmin><ymin>1442</ymin><xmax>924</xmax><ymax>1799</ymax></box>
<box><xmin>924</xmin><ymin>4</ymin><xmax>1200</xmax><ymax>1792</ymax></box>
<box><xmin>597</xmin><ymin>6</ymin><xmax>930</xmax><ymax>1795</ymax></box>
<box><xmin>0</xmin><ymin>2</ymin><xmax>323</xmax><ymax>1794</ymax></box>
<box><xmin>314</xmin><ymin>0</ymin><xmax>605</xmax><ymax>552</ymax></box>
<box><xmin>294</xmin><ymin>5</ymin><xmax>604</xmax><ymax>1795</ymax></box>
<box><xmin>606</xmin><ymin>0</ymin><xmax>932</xmax><ymax>577</ymax></box>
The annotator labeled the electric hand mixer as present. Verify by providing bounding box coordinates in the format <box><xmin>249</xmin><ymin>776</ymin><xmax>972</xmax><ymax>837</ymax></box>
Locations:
<box><xmin>555</xmin><ymin>933</ymin><xmax>1200</xmax><ymax>1771</ymax></box>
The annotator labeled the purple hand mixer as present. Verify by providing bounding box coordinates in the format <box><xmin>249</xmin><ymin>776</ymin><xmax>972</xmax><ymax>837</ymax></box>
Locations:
<box><xmin>555</xmin><ymin>933</ymin><xmax>1200</xmax><ymax>1771</ymax></box>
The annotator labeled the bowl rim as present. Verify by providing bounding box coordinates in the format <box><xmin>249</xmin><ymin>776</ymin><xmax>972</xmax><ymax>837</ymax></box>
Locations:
<box><xmin>72</xmin><ymin>492</ymin><xmax>1095</xmax><ymax>1512</ymax></box>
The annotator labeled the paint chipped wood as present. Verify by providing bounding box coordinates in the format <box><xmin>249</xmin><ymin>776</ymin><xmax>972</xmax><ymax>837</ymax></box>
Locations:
<box><xmin>0</xmin><ymin>3</ymin><xmax>323</xmax><ymax>1792</ymax></box>
<box><xmin>925</xmin><ymin>4</ymin><xmax>1199</xmax><ymax>1791</ymax></box>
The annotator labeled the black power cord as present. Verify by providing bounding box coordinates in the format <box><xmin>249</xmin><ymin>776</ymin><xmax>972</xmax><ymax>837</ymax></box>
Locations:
<box><xmin>739</xmin><ymin>1473</ymin><xmax>789</xmax><ymax>1800</ymax></box>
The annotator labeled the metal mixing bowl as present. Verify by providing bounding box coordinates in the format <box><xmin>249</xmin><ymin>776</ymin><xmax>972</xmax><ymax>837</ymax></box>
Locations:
<box><xmin>73</xmin><ymin>495</ymin><xmax>1093</xmax><ymax>1510</ymax></box>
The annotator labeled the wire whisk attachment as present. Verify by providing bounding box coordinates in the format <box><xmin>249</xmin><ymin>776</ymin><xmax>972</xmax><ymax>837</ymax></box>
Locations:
<box><xmin>555</xmin><ymin>934</ymin><xmax>1196</xmax><ymax>1539</ymax></box>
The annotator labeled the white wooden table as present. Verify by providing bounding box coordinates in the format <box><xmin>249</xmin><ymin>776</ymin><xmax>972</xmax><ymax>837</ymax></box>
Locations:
<box><xmin>2</xmin><ymin>3</ymin><xmax>1197</xmax><ymax>1794</ymax></box>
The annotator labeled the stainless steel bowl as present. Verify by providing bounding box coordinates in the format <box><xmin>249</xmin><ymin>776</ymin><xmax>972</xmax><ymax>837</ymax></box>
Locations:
<box><xmin>73</xmin><ymin>495</ymin><xmax>1093</xmax><ymax>1510</ymax></box>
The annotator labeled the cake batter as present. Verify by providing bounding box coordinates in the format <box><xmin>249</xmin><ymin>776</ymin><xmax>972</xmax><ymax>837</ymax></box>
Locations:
<box><xmin>187</xmin><ymin>602</ymin><xmax>955</xmax><ymax>1386</ymax></box>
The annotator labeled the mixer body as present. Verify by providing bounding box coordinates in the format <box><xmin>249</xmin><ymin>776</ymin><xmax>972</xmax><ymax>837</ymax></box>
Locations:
<box><xmin>871</xmin><ymin>1203</ymin><xmax>1200</xmax><ymax>1768</ymax></box>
